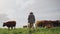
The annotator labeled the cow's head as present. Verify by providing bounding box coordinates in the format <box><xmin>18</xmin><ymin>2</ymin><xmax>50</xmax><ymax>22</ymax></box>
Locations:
<box><xmin>3</xmin><ymin>23</ymin><xmax>6</xmax><ymax>27</ymax></box>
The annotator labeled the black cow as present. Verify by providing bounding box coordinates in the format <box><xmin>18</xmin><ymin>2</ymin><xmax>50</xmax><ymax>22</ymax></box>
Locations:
<box><xmin>3</xmin><ymin>21</ymin><xmax>16</xmax><ymax>30</ymax></box>
<box><xmin>51</xmin><ymin>20</ymin><xmax>60</xmax><ymax>27</ymax></box>
<box><xmin>23</xmin><ymin>25</ymin><xmax>27</xmax><ymax>28</ymax></box>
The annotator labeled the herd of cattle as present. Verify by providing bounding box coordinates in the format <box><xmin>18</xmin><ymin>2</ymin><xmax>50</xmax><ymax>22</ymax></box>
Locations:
<box><xmin>35</xmin><ymin>20</ymin><xmax>60</xmax><ymax>28</ymax></box>
<box><xmin>23</xmin><ymin>20</ymin><xmax>60</xmax><ymax>28</ymax></box>
<box><xmin>3</xmin><ymin>20</ymin><xmax>60</xmax><ymax>29</ymax></box>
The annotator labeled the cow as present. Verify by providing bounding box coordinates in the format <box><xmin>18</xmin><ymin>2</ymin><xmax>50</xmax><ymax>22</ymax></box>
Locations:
<box><xmin>23</xmin><ymin>25</ymin><xmax>27</xmax><ymax>28</ymax></box>
<box><xmin>35</xmin><ymin>20</ymin><xmax>53</xmax><ymax>28</ymax></box>
<box><xmin>3</xmin><ymin>21</ymin><xmax>16</xmax><ymax>30</ymax></box>
<box><xmin>50</xmin><ymin>20</ymin><xmax>60</xmax><ymax>27</ymax></box>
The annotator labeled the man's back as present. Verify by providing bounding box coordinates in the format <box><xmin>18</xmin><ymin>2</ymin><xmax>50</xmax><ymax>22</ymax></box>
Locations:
<box><xmin>28</xmin><ymin>12</ymin><xmax>35</xmax><ymax>23</ymax></box>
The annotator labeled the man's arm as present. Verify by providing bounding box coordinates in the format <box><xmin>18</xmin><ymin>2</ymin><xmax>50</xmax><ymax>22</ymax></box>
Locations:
<box><xmin>33</xmin><ymin>15</ymin><xmax>35</xmax><ymax>21</ymax></box>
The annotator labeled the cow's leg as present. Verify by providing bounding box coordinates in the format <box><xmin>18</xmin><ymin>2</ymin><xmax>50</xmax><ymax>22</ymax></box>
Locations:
<box><xmin>11</xmin><ymin>27</ymin><xmax>13</xmax><ymax>30</ymax></box>
<box><xmin>8</xmin><ymin>27</ymin><xmax>10</xmax><ymax>30</ymax></box>
<box><xmin>35</xmin><ymin>24</ymin><xmax>38</xmax><ymax>29</ymax></box>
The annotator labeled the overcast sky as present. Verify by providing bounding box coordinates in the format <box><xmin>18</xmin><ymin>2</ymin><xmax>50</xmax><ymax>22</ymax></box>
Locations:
<box><xmin>0</xmin><ymin>0</ymin><xmax>60</xmax><ymax>28</ymax></box>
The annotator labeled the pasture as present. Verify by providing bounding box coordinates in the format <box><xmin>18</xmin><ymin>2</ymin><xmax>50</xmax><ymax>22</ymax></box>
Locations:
<box><xmin>0</xmin><ymin>27</ymin><xmax>60</xmax><ymax>34</ymax></box>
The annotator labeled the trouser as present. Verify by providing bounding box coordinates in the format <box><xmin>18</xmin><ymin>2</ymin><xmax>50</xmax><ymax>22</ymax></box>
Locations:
<box><xmin>28</xmin><ymin>23</ymin><xmax>34</xmax><ymax>28</ymax></box>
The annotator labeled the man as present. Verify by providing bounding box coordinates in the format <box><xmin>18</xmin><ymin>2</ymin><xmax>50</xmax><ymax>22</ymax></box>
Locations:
<box><xmin>28</xmin><ymin>12</ymin><xmax>35</xmax><ymax>29</ymax></box>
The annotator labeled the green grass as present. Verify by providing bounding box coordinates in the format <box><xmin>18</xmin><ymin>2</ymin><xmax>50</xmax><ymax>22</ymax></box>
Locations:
<box><xmin>0</xmin><ymin>27</ymin><xmax>60</xmax><ymax>34</ymax></box>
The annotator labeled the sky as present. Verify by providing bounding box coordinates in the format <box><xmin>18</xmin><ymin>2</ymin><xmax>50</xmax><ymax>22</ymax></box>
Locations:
<box><xmin>0</xmin><ymin>0</ymin><xmax>60</xmax><ymax>28</ymax></box>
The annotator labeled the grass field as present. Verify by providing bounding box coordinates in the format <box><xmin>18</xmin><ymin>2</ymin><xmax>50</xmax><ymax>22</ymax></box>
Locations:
<box><xmin>0</xmin><ymin>27</ymin><xmax>60</xmax><ymax>34</ymax></box>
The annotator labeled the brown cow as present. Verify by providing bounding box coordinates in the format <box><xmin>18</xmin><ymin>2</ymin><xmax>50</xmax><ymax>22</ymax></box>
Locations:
<box><xmin>3</xmin><ymin>21</ymin><xmax>16</xmax><ymax>30</ymax></box>
<box><xmin>36</xmin><ymin>20</ymin><xmax>53</xmax><ymax>28</ymax></box>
